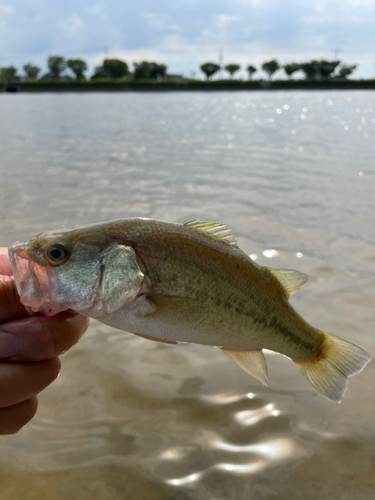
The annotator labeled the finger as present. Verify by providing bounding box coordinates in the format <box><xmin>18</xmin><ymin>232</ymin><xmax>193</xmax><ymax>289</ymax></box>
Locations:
<box><xmin>0</xmin><ymin>312</ymin><xmax>90</xmax><ymax>362</ymax></box>
<box><xmin>0</xmin><ymin>248</ymin><xmax>12</xmax><ymax>276</ymax></box>
<box><xmin>0</xmin><ymin>358</ymin><xmax>60</xmax><ymax>408</ymax></box>
<box><xmin>0</xmin><ymin>397</ymin><xmax>38</xmax><ymax>435</ymax></box>
<box><xmin>0</xmin><ymin>276</ymin><xmax>28</xmax><ymax>324</ymax></box>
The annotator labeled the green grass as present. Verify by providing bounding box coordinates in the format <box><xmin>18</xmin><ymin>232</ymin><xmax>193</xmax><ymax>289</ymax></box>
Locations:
<box><xmin>2</xmin><ymin>78</ymin><xmax>374</xmax><ymax>92</ymax></box>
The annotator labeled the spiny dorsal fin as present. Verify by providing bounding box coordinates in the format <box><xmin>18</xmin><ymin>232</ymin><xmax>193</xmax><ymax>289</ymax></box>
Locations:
<box><xmin>184</xmin><ymin>219</ymin><xmax>240</xmax><ymax>250</ymax></box>
<box><xmin>264</xmin><ymin>267</ymin><xmax>308</xmax><ymax>299</ymax></box>
<box><xmin>221</xmin><ymin>348</ymin><xmax>269</xmax><ymax>386</ymax></box>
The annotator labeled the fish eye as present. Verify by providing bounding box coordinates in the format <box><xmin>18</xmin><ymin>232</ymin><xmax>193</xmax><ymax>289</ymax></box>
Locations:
<box><xmin>46</xmin><ymin>243</ymin><xmax>69</xmax><ymax>266</ymax></box>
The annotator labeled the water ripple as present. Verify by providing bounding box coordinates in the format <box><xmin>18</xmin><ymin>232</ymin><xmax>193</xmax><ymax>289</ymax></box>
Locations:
<box><xmin>1</xmin><ymin>91</ymin><xmax>374</xmax><ymax>499</ymax></box>
<box><xmin>154</xmin><ymin>393</ymin><xmax>298</xmax><ymax>487</ymax></box>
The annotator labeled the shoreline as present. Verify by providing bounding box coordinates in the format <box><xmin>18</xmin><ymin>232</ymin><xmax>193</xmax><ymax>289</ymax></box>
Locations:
<box><xmin>1</xmin><ymin>79</ymin><xmax>375</xmax><ymax>93</ymax></box>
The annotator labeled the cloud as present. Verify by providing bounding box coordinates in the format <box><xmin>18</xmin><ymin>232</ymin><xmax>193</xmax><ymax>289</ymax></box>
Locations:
<box><xmin>141</xmin><ymin>12</ymin><xmax>168</xmax><ymax>31</ymax></box>
<box><xmin>0</xmin><ymin>2</ymin><xmax>13</xmax><ymax>14</ymax></box>
<box><xmin>57</xmin><ymin>14</ymin><xmax>83</xmax><ymax>33</ymax></box>
<box><xmin>0</xmin><ymin>0</ymin><xmax>374</xmax><ymax>78</ymax></box>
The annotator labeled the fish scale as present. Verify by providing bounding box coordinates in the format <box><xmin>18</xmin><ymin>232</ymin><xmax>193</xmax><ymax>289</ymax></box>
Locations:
<box><xmin>8</xmin><ymin>217</ymin><xmax>371</xmax><ymax>403</ymax></box>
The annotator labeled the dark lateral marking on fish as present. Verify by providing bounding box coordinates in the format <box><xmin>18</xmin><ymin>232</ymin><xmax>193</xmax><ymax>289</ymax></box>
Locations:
<box><xmin>149</xmin><ymin>251</ymin><xmax>317</xmax><ymax>352</ymax></box>
<box><xmin>222</xmin><ymin>300</ymin><xmax>318</xmax><ymax>353</ymax></box>
<box><xmin>276</xmin><ymin>323</ymin><xmax>316</xmax><ymax>352</ymax></box>
<box><xmin>189</xmin><ymin>264</ymin><xmax>316</xmax><ymax>352</ymax></box>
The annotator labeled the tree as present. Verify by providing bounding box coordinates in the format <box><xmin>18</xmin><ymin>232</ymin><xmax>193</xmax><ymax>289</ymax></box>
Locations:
<box><xmin>150</xmin><ymin>63</ymin><xmax>167</xmax><ymax>79</ymax></box>
<box><xmin>225</xmin><ymin>64</ymin><xmax>240</xmax><ymax>78</ymax></box>
<box><xmin>67</xmin><ymin>59</ymin><xmax>87</xmax><ymax>80</ymax></box>
<box><xmin>338</xmin><ymin>64</ymin><xmax>357</xmax><ymax>79</ymax></box>
<box><xmin>262</xmin><ymin>59</ymin><xmax>280</xmax><ymax>80</ymax></box>
<box><xmin>317</xmin><ymin>60</ymin><xmax>340</xmax><ymax>79</ymax></box>
<box><xmin>200</xmin><ymin>62</ymin><xmax>220</xmax><ymax>80</ymax></box>
<box><xmin>103</xmin><ymin>59</ymin><xmax>128</xmax><ymax>78</ymax></box>
<box><xmin>300</xmin><ymin>60</ymin><xmax>320</xmax><ymax>80</ymax></box>
<box><xmin>283</xmin><ymin>63</ymin><xmax>301</xmax><ymax>79</ymax></box>
<box><xmin>300</xmin><ymin>60</ymin><xmax>340</xmax><ymax>80</ymax></box>
<box><xmin>23</xmin><ymin>63</ymin><xmax>41</xmax><ymax>80</ymax></box>
<box><xmin>92</xmin><ymin>66</ymin><xmax>108</xmax><ymax>79</ymax></box>
<box><xmin>47</xmin><ymin>56</ymin><xmax>66</xmax><ymax>77</ymax></box>
<box><xmin>133</xmin><ymin>61</ymin><xmax>167</xmax><ymax>79</ymax></box>
<box><xmin>247</xmin><ymin>65</ymin><xmax>257</xmax><ymax>79</ymax></box>
<box><xmin>0</xmin><ymin>66</ymin><xmax>18</xmax><ymax>84</ymax></box>
<box><xmin>92</xmin><ymin>58</ymin><xmax>129</xmax><ymax>79</ymax></box>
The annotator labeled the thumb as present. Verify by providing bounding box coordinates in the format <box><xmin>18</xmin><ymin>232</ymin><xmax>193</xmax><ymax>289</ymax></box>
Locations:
<box><xmin>0</xmin><ymin>248</ymin><xmax>13</xmax><ymax>277</ymax></box>
<box><xmin>0</xmin><ymin>276</ymin><xmax>28</xmax><ymax>324</ymax></box>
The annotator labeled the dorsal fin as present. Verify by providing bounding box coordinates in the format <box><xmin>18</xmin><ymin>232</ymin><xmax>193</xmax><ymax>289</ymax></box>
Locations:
<box><xmin>184</xmin><ymin>219</ymin><xmax>240</xmax><ymax>250</ymax></box>
<box><xmin>264</xmin><ymin>267</ymin><xmax>308</xmax><ymax>299</ymax></box>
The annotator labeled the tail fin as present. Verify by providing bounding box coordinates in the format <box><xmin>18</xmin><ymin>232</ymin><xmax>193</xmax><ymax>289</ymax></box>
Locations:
<box><xmin>296</xmin><ymin>332</ymin><xmax>371</xmax><ymax>403</ymax></box>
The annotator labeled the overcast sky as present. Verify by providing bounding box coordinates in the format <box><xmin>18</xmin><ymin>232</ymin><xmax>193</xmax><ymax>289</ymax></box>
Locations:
<box><xmin>1</xmin><ymin>0</ymin><xmax>374</xmax><ymax>79</ymax></box>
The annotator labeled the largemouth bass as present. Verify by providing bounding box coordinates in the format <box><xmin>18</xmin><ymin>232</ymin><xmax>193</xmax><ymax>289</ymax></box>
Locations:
<box><xmin>8</xmin><ymin>218</ymin><xmax>370</xmax><ymax>403</ymax></box>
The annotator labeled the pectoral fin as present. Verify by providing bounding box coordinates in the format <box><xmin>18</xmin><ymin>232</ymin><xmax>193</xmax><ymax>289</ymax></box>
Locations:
<box><xmin>133</xmin><ymin>332</ymin><xmax>177</xmax><ymax>345</ymax></box>
<box><xmin>221</xmin><ymin>348</ymin><xmax>269</xmax><ymax>386</ymax></box>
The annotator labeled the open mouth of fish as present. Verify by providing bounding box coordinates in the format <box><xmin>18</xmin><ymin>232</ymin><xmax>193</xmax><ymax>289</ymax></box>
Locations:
<box><xmin>8</xmin><ymin>242</ymin><xmax>56</xmax><ymax>316</ymax></box>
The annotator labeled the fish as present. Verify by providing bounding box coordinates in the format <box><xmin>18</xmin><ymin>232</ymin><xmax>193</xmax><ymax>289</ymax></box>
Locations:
<box><xmin>8</xmin><ymin>218</ymin><xmax>371</xmax><ymax>403</ymax></box>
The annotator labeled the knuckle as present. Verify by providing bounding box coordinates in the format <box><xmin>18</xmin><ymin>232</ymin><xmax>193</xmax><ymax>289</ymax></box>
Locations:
<box><xmin>24</xmin><ymin>396</ymin><xmax>38</xmax><ymax>423</ymax></box>
<box><xmin>16</xmin><ymin>397</ymin><xmax>38</xmax><ymax>431</ymax></box>
<box><xmin>65</xmin><ymin>312</ymin><xmax>90</xmax><ymax>336</ymax></box>
<box><xmin>0</xmin><ymin>365</ymin><xmax>15</xmax><ymax>406</ymax></box>
<box><xmin>29</xmin><ymin>318</ymin><xmax>63</xmax><ymax>359</ymax></box>
<box><xmin>0</xmin><ymin>375</ymin><xmax>5</xmax><ymax>398</ymax></box>
<box><xmin>0</xmin><ymin>359</ymin><xmax>60</xmax><ymax>411</ymax></box>
<box><xmin>47</xmin><ymin>357</ymin><xmax>61</xmax><ymax>383</ymax></box>
<box><xmin>4</xmin><ymin>426</ymin><xmax>19</xmax><ymax>436</ymax></box>
<box><xmin>0</xmin><ymin>277</ymin><xmax>19</xmax><ymax>322</ymax></box>
<box><xmin>48</xmin><ymin>313</ymin><xmax>89</xmax><ymax>356</ymax></box>
<box><xmin>34</xmin><ymin>358</ymin><xmax>61</xmax><ymax>394</ymax></box>
<box><xmin>1</xmin><ymin>397</ymin><xmax>38</xmax><ymax>435</ymax></box>
<box><xmin>0</xmin><ymin>277</ymin><xmax>17</xmax><ymax>306</ymax></box>
<box><xmin>78</xmin><ymin>315</ymin><xmax>90</xmax><ymax>333</ymax></box>
<box><xmin>35</xmin><ymin>326</ymin><xmax>56</xmax><ymax>358</ymax></box>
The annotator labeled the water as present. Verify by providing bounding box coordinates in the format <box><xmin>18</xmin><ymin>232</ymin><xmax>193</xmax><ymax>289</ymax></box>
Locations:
<box><xmin>0</xmin><ymin>91</ymin><xmax>374</xmax><ymax>499</ymax></box>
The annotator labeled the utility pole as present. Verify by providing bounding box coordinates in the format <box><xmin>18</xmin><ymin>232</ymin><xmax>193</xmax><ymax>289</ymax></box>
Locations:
<box><xmin>219</xmin><ymin>47</ymin><xmax>223</xmax><ymax>79</ymax></box>
<box><xmin>104</xmin><ymin>46</ymin><xmax>108</xmax><ymax>60</ymax></box>
<box><xmin>333</xmin><ymin>48</ymin><xmax>342</xmax><ymax>60</ymax></box>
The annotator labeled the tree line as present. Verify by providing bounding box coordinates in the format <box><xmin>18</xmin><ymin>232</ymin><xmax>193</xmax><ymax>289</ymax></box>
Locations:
<box><xmin>200</xmin><ymin>59</ymin><xmax>357</xmax><ymax>80</ymax></box>
<box><xmin>0</xmin><ymin>55</ymin><xmax>358</xmax><ymax>85</ymax></box>
<box><xmin>0</xmin><ymin>56</ymin><xmax>168</xmax><ymax>84</ymax></box>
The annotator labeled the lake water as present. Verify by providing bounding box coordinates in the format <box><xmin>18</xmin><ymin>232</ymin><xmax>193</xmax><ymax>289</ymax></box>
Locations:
<box><xmin>0</xmin><ymin>91</ymin><xmax>374</xmax><ymax>500</ymax></box>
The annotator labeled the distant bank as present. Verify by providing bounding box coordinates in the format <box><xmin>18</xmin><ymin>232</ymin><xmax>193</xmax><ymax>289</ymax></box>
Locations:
<box><xmin>1</xmin><ymin>79</ymin><xmax>375</xmax><ymax>93</ymax></box>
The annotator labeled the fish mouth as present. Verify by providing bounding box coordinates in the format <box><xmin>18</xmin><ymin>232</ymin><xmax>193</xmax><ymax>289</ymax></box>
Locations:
<box><xmin>9</xmin><ymin>242</ymin><xmax>54</xmax><ymax>315</ymax></box>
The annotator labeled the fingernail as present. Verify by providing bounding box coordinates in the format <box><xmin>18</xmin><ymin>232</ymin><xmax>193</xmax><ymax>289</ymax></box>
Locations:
<box><xmin>0</xmin><ymin>332</ymin><xmax>20</xmax><ymax>359</ymax></box>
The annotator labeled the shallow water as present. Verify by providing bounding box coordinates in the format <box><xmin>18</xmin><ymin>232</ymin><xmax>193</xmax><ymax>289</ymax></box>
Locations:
<box><xmin>0</xmin><ymin>91</ymin><xmax>374</xmax><ymax>500</ymax></box>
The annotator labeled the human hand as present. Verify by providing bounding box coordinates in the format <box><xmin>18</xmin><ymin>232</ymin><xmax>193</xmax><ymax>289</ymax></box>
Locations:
<box><xmin>0</xmin><ymin>247</ymin><xmax>89</xmax><ymax>434</ymax></box>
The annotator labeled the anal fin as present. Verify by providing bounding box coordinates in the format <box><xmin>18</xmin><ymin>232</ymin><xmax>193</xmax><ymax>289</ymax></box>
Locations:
<box><xmin>221</xmin><ymin>348</ymin><xmax>269</xmax><ymax>386</ymax></box>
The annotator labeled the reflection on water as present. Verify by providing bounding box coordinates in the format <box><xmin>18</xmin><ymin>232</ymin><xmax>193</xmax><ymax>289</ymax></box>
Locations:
<box><xmin>161</xmin><ymin>398</ymin><xmax>293</xmax><ymax>485</ymax></box>
<box><xmin>0</xmin><ymin>91</ymin><xmax>374</xmax><ymax>499</ymax></box>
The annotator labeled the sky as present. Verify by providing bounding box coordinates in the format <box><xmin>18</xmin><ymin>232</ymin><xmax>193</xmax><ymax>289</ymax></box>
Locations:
<box><xmin>1</xmin><ymin>0</ymin><xmax>375</xmax><ymax>79</ymax></box>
